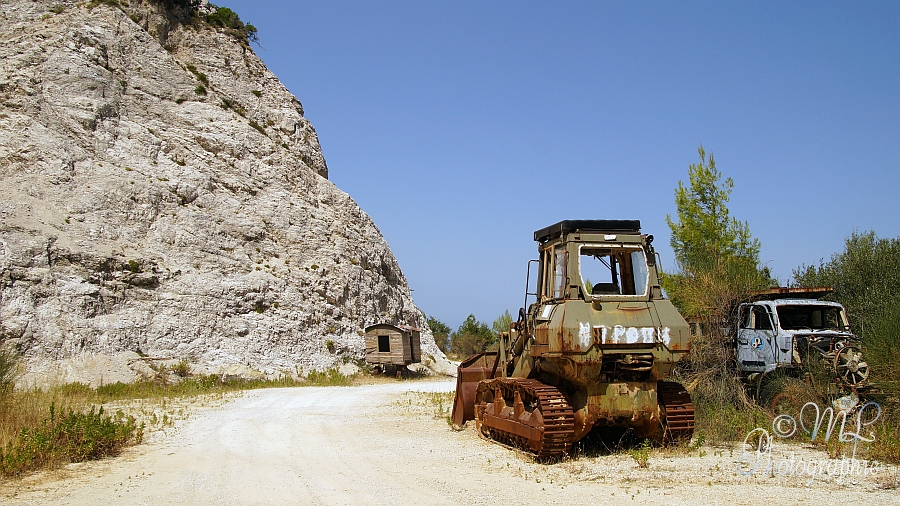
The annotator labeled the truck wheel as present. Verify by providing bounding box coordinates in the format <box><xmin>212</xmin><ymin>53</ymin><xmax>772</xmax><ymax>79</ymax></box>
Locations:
<box><xmin>834</xmin><ymin>346</ymin><xmax>869</xmax><ymax>387</ymax></box>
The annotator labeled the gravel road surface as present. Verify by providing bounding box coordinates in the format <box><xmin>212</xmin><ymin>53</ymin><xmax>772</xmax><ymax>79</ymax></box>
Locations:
<box><xmin>1</xmin><ymin>379</ymin><xmax>897</xmax><ymax>505</ymax></box>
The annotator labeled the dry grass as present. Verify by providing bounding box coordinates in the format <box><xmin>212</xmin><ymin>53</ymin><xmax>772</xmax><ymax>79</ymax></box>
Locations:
<box><xmin>866</xmin><ymin>403</ymin><xmax>900</xmax><ymax>465</ymax></box>
<box><xmin>0</xmin><ymin>364</ymin><xmax>360</xmax><ymax>478</ymax></box>
<box><xmin>667</xmin><ymin>260</ymin><xmax>766</xmax><ymax>408</ymax></box>
<box><xmin>0</xmin><ymin>385</ymin><xmax>93</xmax><ymax>454</ymax></box>
<box><xmin>0</xmin><ymin>381</ymin><xmax>143</xmax><ymax>477</ymax></box>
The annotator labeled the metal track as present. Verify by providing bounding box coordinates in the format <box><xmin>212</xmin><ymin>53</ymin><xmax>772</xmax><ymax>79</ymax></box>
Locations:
<box><xmin>475</xmin><ymin>378</ymin><xmax>575</xmax><ymax>460</ymax></box>
<box><xmin>658</xmin><ymin>381</ymin><xmax>695</xmax><ymax>442</ymax></box>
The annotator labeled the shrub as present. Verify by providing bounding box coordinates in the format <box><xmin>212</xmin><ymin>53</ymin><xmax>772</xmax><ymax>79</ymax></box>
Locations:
<box><xmin>862</xmin><ymin>299</ymin><xmax>900</xmax><ymax>397</ymax></box>
<box><xmin>449</xmin><ymin>314</ymin><xmax>495</xmax><ymax>357</ymax></box>
<box><xmin>426</xmin><ymin>316</ymin><xmax>451</xmax><ymax>353</ymax></box>
<box><xmin>692</xmin><ymin>401</ymin><xmax>768</xmax><ymax>443</ymax></box>
<box><xmin>170</xmin><ymin>359</ymin><xmax>191</xmax><ymax>378</ymax></box>
<box><xmin>0</xmin><ymin>404</ymin><xmax>143</xmax><ymax>477</ymax></box>
<box><xmin>628</xmin><ymin>439</ymin><xmax>652</xmax><ymax>468</ymax></box>
<box><xmin>794</xmin><ymin>232</ymin><xmax>900</xmax><ymax>334</ymax></box>
<box><xmin>206</xmin><ymin>5</ymin><xmax>258</xmax><ymax>44</ymax></box>
<box><xmin>869</xmin><ymin>417</ymin><xmax>900</xmax><ymax>464</ymax></box>
<box><xmin>206</xmin><ymin>6</ymin><xmax>242</xmax><ymax>29</ymax></box>
<box><xmin>185</xmin><ymin>64</ymin><xmax>208</xmax><ymax>86</ymax></box>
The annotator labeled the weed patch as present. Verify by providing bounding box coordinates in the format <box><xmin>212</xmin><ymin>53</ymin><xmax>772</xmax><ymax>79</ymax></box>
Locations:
<box><xmin>305</xmin><ymin>368</ymin><xmax>354</xmax><ymax>386</ymax></box>
<box><xmin>0</xmin><ymin>404</ymin><xmax>142</xmax><ymax>477</ymax></box>
<box><xmin>693</xmin><ymin>401</ymin><xmax>769</xmax><ymax>443</ymax></box>
<box><xmin>867</xmin><ymin>408</ymin><xmax>900</xmax><ymax>464</ymax></box>
<box><xmin>628</xmin><ymin>439</ymin><xmax>652</xmax><ymax>468</ymax></box>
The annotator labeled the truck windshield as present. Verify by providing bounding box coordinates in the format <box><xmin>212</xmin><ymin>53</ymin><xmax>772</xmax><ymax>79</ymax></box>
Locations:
<box><xmin>776</xmin><ymin>305</ymin><xmax>847</xmax><ymax>331</ymax></box>
<box><xmin>579</xmin><ymin>246</ymin><xmax>648</xmax><ymax>296</ymax></box>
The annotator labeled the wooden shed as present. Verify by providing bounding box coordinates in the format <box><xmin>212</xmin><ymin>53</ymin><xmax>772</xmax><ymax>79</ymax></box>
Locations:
<box><xmin>364</xmin><ymin>324</ymin><xmax>422</xmax><ymax>366</ymax></box>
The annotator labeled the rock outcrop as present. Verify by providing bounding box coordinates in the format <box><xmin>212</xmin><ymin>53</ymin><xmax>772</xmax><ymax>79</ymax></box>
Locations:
<box><xmin>0</xmin><ymin>0</ymin><xmax>450</xmax><ymax>385</ymax></box>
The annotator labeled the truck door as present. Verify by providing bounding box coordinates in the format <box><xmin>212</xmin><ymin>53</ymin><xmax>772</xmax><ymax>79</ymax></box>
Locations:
<box><xmin>737</xmin><ymin>304</ymin><xmax>777</xmax><ymax>373</ymax></box>
<box><xmin>770</xmin><ymin>309</ymin><xmax>793</xmax><ymax>367</ymax></box>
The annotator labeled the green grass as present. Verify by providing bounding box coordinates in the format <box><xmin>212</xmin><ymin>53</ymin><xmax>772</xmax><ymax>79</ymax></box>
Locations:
<box><xmin>693</xmin><ymin>401</ymin><xmax>770</xmax><ymax>444</ymax></box>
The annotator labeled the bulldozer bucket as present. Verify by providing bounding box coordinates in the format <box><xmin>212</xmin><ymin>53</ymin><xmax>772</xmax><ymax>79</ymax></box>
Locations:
<box><xmin>451</xmin><ymin>352</ymin><xmax>499</xmax><ymax>428</ymax></box>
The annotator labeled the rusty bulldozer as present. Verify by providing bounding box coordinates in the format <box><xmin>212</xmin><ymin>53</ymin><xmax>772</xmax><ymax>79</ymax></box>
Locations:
<box><xmin>451</xmin><ymin>220</ymin><xmax>694</xmax><ymax>459</ymax></box>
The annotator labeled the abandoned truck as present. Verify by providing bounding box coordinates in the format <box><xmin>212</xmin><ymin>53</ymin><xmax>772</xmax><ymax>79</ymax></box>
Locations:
<box><xmin>451</xmin><ymin>220</ymin><xmax>694</xmax><ymax>459</ymax></box>
<box><xmin>733</xmin><ymin>287</ymin><xmax>871</xmax><ymax>400</ymax></box>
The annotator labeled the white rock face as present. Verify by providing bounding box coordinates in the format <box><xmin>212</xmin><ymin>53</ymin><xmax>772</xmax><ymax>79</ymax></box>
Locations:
<box><xmin>0</xmin><ymin>0</ymin><xmax>451</xmax><ymax>385</ymax></box>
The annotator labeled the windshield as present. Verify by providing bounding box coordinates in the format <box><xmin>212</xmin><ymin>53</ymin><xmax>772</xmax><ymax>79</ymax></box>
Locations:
<box><xmin>579</xmin><ymin>245</ymin><xmax>648</xmax><ymax>296</ymax></box>
<box><xmin>776</xmin><ymin>305</ymin><xmax>848</xmax><ymax>331</ymax></box>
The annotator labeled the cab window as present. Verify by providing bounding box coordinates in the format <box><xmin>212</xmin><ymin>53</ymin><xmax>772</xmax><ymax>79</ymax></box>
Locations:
<box><xmin>579</xmin><ymin>245</ymin><xmax>649</xmax><ymax>296</ymax></box>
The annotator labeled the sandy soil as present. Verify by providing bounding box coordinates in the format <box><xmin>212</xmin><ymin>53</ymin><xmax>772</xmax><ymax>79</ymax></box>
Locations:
<box><xmin>1</xmin><ymin>379</ymin><xmax>897</xmax><ymax>505</ymax></box>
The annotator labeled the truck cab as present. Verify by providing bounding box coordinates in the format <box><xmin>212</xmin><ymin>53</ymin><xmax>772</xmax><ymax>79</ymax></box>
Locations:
<box><xmin>735</xmin><ymin>288</ymin><xmax>868</xmax><ymax>388</ymax></box>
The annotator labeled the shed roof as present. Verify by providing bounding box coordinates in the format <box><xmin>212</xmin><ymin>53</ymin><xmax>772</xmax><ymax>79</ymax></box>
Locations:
<box><xmin>364</xmin><ymin>323</ymin><xmax>422</xmax><ymax>333</ymax></box>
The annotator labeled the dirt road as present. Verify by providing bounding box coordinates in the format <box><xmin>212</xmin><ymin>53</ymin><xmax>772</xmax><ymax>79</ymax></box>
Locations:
<box><xmin>1</xmin><ymin>379</ymin><xmax>897</xmax><ymax>505</ymax></box>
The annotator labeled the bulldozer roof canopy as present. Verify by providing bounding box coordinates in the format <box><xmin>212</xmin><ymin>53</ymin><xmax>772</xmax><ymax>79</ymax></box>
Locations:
<box><xmin>534</xmin><ymin>220</ymin><xmax>642</xmax><ymax>242</ymax></box>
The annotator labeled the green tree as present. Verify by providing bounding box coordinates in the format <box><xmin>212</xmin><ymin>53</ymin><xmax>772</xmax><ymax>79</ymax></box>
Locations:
<box><xmin>491</xmin><ymin>310</ymin><xmax>513</xmax><ymax>336</ymax></box>
<box><xmin>664</xmin><ymin>145</ymin><xmax>772</xmax><ymax>412</ymax></box>
<box><xmin>426</xmin><ymin>316</ymin><xmax>451</xmax><ymax>353</ymax></box>
<box><xmin>449</xmin><ymin>314</ymin><xmax>495</xmax><ymax>357</ymax></box>
<box><xmin>663</xmin><ymin>145</ymin><xmax>772</xmax><ymax>318</ymax></box>
<box><xmin>666</xmin><ymin>146</ymin><xmax>760</xmax><ymax>272</ymax></box>
<box><xmin>793</xmin><ymin>231</ymin><xmax>900</xmax><ymax>331</ymax></box>
<box><xmin>793</xmin><ymin>231</ymin><xmax>900</xmax><ymax>395</ymax></box>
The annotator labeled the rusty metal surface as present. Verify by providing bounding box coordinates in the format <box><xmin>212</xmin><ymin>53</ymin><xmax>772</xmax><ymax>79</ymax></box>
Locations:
<box><xmin>570</xmin><ymin>381</ymin><xmax>663</xmax><ymax>440</ymax></box>
<box><xmin>748</xmin><ymin>286</ymin><xmax>834</xmax><ymax>300</ymax></box>
<box><xmin>451</xmin><ymin>353</ymin><xmax>498</xmax><ymax>427</ymax></box>
<box><xmin>452</xmin><ymin>220</ymin><xmax>694</xmax><ymax>458</ymax></box>
<box><xmin>658</xmin><ymin>381</ymin><xmax>695</xmax><ymax>441</ymax></box>
<box><xmin>475</xmin><ymin>378</ymin><xmax>575</xmax><ymax>459</ymax></box>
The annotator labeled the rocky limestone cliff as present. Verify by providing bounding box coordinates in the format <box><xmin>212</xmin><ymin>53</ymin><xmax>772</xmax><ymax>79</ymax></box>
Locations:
<box><xmin>0</xmin><ymin>0</ymin><xmax>451</xmax><ymax>385</ymax></box>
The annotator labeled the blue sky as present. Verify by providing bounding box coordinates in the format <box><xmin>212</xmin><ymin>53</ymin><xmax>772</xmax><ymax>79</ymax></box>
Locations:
<box><xmin>220</xmin><ymin>1</ymin><xmax>899</xmax><ymax>330</ymax></box>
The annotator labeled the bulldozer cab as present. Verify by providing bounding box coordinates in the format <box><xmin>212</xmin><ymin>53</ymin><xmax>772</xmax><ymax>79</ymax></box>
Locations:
<box><xmin>533</xmin><ymin>220</ymin><xmax>659</xmax><ymax>303</ymax></box>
